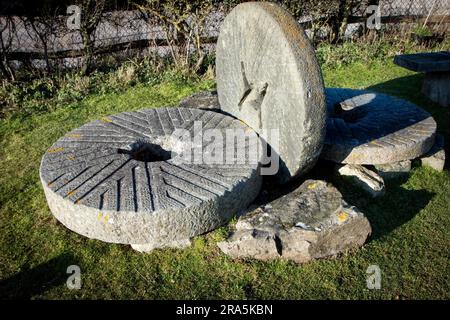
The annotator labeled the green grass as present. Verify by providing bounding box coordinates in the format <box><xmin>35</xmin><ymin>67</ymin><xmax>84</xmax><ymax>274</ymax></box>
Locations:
<box><xmin>1</xmin><ymin>59</ymin><xmax>449</xmax><ymax>299</ymax></box>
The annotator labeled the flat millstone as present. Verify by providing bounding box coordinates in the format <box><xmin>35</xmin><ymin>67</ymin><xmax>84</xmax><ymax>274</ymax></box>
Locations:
<box><xmin>40</xmin><ymin>107</ymin><xmax>262</xmax><ymax>248</ymax></box>
<box><xmin>216</xmin><ymin>2</ymin><xmax>326</xmax><ymax>183</ymax></box>
<box><xmin>321</xmin><ymin>88</ymin><xmax>437</xmax><ymax>164</ymax></box>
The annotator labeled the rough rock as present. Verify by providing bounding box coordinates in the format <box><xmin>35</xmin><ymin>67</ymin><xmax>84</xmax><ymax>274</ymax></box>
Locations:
<box><xmin>40</xmin><ymin>107</ymin><xmax>262</xmax><ymax>251</ymax></box>
<box><xmin>419</xmin><ymin>134</ymin><xmax>445</xmax><ymax>171</ymax></box>
<box><xmin>336</xmin><ymin>164</ymin><xmax>385</xmax><ymax>197</ymax></box>
<box><xmin>394</xmin><ymin>51</ymin><xmax>450</xmax><ymax>107</ymax></box>
<box><xmin>179</xmin><ymin>90</ymin><xmax>220</xmax><ymax>111</ymax></box>
<box><xmin>374</xmin><ymin>160</ymin><xmax>411</xmax><ymax>179</ymax></box>
<box><xmin>218</xmin><ymin>180</ymin><xmax>372</xmax><ymax>264</ymax></box>
<box><xmin>216</xmin><ymin>2</ymin><xmax>326</xmax><ymax>183</ymax></box>
<box><xmin>322</xmin><ymin>88</ymin><xmax>436</xmax><ymax>164</ymax></box>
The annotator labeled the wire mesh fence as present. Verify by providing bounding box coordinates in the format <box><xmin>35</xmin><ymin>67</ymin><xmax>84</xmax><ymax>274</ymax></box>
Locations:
<box><xmin>0</xmin><ymin>0</ymin><xmax>448</xmax><ymax>80</ymax></box>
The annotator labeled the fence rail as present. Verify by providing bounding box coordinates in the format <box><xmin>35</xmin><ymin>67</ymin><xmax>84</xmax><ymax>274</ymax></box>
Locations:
<box><xmin>0</xmin><ymin>0</ymin><xmax>448</xmax><ymax>80</ymax></box>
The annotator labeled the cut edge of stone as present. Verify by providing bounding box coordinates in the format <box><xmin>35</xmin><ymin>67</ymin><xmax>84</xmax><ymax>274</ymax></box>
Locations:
<box><xmin>131</xmin><ymin>238</ymin><xmax>192</xmax><ymax>252</ymax></box>
<box><xmin>418</xmin><ymin>133</ymin><xmax>445</xmax><ymax>171</ymax></box>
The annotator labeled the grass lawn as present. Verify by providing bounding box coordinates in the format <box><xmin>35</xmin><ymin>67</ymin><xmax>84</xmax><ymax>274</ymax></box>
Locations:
<box><xmin>0</xmin><ymin>58</ymin><xmax>449</xmax><ymax>299</ymax></box>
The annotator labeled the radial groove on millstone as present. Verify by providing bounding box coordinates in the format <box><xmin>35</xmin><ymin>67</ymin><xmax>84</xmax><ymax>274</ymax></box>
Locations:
<box><xmin>215</xmin><ymin>2</ymin><xmax>326</xmax><ymax>183</ymax></box>
<box><xmin>322</xmin><ymin>88</ymin><xmax>437</xmax><ymax>164</ymax></box>
<box><xmin>40</xmin><ymin>108</ymin><xmax>262</xmax><ymax>247</ymax></box>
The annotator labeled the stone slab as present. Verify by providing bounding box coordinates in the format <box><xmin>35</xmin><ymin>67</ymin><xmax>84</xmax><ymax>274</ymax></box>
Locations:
<box><xmin>179</xmin><ymin>90</ymin><xmax>220</xmax><ymax>111</ymax></box>
<box><xmin>419</xmin><ymin>133</ymin><xmax>445</xmax><ymax>171</ymax></box>
<box><xmin>40</xmin><ymin>108</ymin><xmax>263</xmax><ymax>250</ymax></box>
<box><xmin>393</xmin><ymin>51</ymin><xmax>450</xmax><ymax>73</ymax></box>
<box><xmin>216</xmin><ymin>2</ymin><xmax>326</xmax><ymax>183</ymax></box>
<box><xmin>218</xmin><ymin>180</ymin><xmax>371</xmax><ymax>264</ymax></box>
<box><xmin>321</xmin><ymin>88</ymin><xmax>436</xmax><ymax>164</ymax></box>
<box><xmin>336</xmin><ymin>164</ymin><xmax>385</xmax><ymax>198</ymax></box>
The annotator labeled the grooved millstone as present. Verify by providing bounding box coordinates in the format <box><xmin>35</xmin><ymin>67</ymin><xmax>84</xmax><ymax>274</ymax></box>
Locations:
<box><xmin>322</xmin><ymin>88</ymin><xmax>437</xmax><ymax>164</ymax></box>
<box><xmin>40</xmin><ymin>108</ymin><xmax>262</xmax><ymax>246</ymax></box>
<box><xmin>215</xmin><ymin>2</ymin><xmax>326</xmax><ymax>183</ymax></box>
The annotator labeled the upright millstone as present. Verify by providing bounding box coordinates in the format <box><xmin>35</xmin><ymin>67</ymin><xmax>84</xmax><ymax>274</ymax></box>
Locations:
<box><xmin>216</xmin><ymin>2</ymin><xmax>326</xmax><ymax>183</ymax></box>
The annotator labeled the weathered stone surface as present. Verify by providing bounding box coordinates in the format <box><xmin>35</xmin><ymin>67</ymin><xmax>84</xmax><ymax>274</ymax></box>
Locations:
<box><xmin>336</xmin><ymin>164</ymin><xmax>385</xmax><ymax>198</ymax></box>
<box><xmin>179</xmin><ymin>90</ymin><xmax>220</xmax><ymax>111</ymax></box>
<box><xmin>422</xmin><ymin>72</ymin><xmax>450</xmax><ymax>107</ymax></box>
<box><xmin>419</xmin><ymin>134</ymin><xmax>445</xmax><ymax>171</ymax></box>
<box><xmin>322</xmin><ymin>88</ymin><xmax>437</xmax><ymax>164</ymax></box>
<box><xmin>216</xmin><ymin>2</ymin><xmax>326</xmax><ymax>183</ymax></box>
<box><xmin>393</xmin><ymin>51</ymin><xmax>450</xmax><ymax>73</ymax></box>
<box><xmin>394</xmin><ymin>52</ymin><xmax>450</xmax><ymax>107</ymax></box>
<box><xmin>218</xmin><ymin>180</ymin><xmax>371</xmax><ymax>264</ymax></box>
<box><xmin>374</xmin><ymin>160</ymin><xmax>411</xmax><ymax>179</ymax></box>
<box><xmin>40</xmin><ymin>107</ymin><xmax>262</xmax><ymax>250</ymax></box>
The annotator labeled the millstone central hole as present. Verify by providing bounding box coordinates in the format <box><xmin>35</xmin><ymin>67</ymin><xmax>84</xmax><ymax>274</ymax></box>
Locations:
<box><xmin>333</xmin><ymin>103</ymin><xmax>368</xmax><ymax>123</ymax></box>
<box><xmin>118</xmin><ymin>141</ymin><xmax>173</xmax><ymax>162</ymax></box>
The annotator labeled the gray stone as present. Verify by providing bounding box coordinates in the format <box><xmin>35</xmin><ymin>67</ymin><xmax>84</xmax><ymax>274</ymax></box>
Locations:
<box><xmin>218</xmin><ymin>180</ymin><xmax>371</xmax><ymax>264</ymax></box>
<box><xmin>422</xmin><ymin>72</ymin><xmax>450</xmax><ymax>107</ymax></box>
<box><xmin>393</xmin><ymin>52</ymin><xmax>450</xmax><ymax>73</ymax></box>
<box><xmin>336</xmin><ymin>164</ymin><xmax>385</xmax><ymax>198</ymax></box>
<box><xmin>374</xmin><ymin>160</ymin><xmax>411</xmax><ymax>179</ymax></box>
<box><xmin>179</xmin><ymin>90</ymin><xmax>220</xmax><ymax>111</ymax></box>
<box><xmin>216</xmin><ymin>2</ymin><xmax>326</xmax><ymax>183</ymax></box>
<box><xmin>419</xmin><ymin>134</ymin><xmax>445</xmax><ymax>171</ymax></box>
<box><xmin>40</xmin><ymin>107</ymin><xmax>262</xmax><ymax>251</ymax></box>
<box><xmin>322</xmin><ymin>88</ymin><xmax>437</xmax><ymax>164</ymax></box>
<box><xmin>394</xmin><ymin>52</ymin><xmax>450</xmax><ymax>107</ymax></box>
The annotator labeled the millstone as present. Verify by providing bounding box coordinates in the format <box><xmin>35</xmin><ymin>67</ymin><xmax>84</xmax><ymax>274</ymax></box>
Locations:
<box><xmin>40</xmin><ymin>108</ymin><xmax>262</xmax><ymax>249</ymax></box>
<box><xmin>216</xmin><ymin>2</ymin><xmax>326</xmax><ymax>183</ymax></box>
<box><xmin>322</xmin><ymin>88</ymin><xmax>437</xmax><ymax>164</ymax></box>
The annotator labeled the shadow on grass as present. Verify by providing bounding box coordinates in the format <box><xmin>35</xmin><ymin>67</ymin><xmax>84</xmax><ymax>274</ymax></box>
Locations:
<box><xmin>0</xmin><ymin>252</ymin><xmax>76</xmax><ymax>299</ymax></box>
<box><xmin>366</xmin><ymin>73</ymin><xmax>424</xmax><ymax>99</ymax></box>
<box><xmin>334</xmin><ymin>174</ymin><xmax>434</xmax><ymax>241</ymax></box>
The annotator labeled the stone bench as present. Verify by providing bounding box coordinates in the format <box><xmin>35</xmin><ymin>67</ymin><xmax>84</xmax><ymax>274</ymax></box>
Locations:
<box><xmin>394</xmin><ymin>51</ymin><xmax>450</xmax><ymax>107</ymax></box>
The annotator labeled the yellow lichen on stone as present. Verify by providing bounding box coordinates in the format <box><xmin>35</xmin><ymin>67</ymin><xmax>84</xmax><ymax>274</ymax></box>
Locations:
<box><xmin>48</xmin><ymin>147</ymin><xmax>65</xmax><ymax>153</ymax></box>
<box><xmin>338</xmin><ymin>211</ymin><xmax>348</xmax><ymax>222</ymax></box>
<box><xmin>97</xmin><ymin>212</ymin><xmax>109</xmax><ymax>222</ymax></box>
<box><xmin>66</xmin><ymin>189</ymin><xmax>77</xmax><ymax>197</ymax></box>
<box><xmin>66</xmin><ymin>133</ymin><xmax>82</xmax><ymax>139</ymax></box>
<box><xmin>369</xmin><ymin>141</ymin><xmax>383</xmax><ymax>147</ymax></box>
<box><xmin>307</xmin><ymin>183</ymin><xmax>317</xmax><ymax>190</ymax></box>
